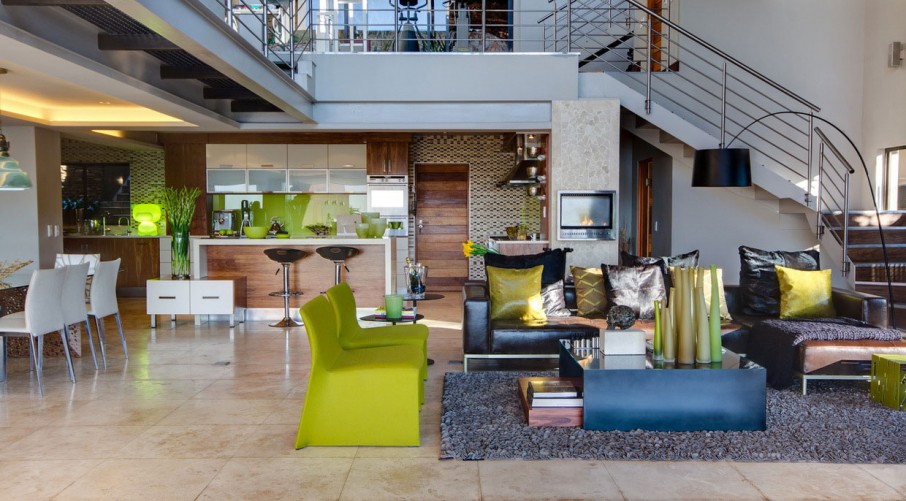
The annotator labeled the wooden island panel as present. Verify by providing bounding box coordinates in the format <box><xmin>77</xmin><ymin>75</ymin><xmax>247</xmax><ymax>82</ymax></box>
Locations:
<box><xmin>203</xmin><ymin>242</ymin><xmax>389</xmax><ymax>308</ymax></box>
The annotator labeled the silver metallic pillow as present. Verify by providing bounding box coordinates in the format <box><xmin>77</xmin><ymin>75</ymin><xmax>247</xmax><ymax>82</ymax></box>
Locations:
<box><xmin>541</xmin><ymin>280</ymin><xmax>572</xmax><ymax>317</ymax></box>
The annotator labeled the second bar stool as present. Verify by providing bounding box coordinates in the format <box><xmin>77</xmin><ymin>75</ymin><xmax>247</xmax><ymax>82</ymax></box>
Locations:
<box><xmin>316</xmin><ymin>246</ymin><xmax>360</xmax><ymax>287</ymax></box>
<box><xmin>264</xmin><ymin>248</ymin><xmax>308</xmax><ymax>327</ymax></box>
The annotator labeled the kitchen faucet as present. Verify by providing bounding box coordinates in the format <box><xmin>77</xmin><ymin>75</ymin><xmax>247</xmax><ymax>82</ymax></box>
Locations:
<box><xmin>118</xmin><ymin>216</ymin><xmax>131</xmax><ymax>235</ymax></box>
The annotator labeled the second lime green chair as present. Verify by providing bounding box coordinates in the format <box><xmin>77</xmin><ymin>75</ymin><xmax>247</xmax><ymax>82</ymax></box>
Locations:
<box><xmin>325</xmin><ymin>283</ymin><xmax>429</xmax><ymax>380</ymax></box>
<box><xmin>296</xmin><ymin>295</ymin><xmax>423</xmax><ymax>448</ymax></box>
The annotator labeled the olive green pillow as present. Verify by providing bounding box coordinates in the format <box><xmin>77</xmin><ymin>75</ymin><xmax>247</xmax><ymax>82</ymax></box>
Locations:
<box><xmin>776</xmin><ymin>265</ymin><xmax>836</xmax><ymax>319</ymax></box>
<box><xmin>570</xmin><ymin>266</ymin><xmax>607</xmax><ymax>318</ymax></box>
<box><xmin>487</xmin><ymin>265</ymin><xmax>547</xmax><ymax>321</ymax></box>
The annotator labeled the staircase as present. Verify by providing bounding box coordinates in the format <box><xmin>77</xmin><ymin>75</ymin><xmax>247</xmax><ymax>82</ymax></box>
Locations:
<box><xmin>548</xmin><ymin>0</ymin><xmax>902</xmax><ymax>327</ymax></box>
<box><xmin>821</xmin><ymin>211</ymin><xmax>906</xmax><ymax>326</ymax></box>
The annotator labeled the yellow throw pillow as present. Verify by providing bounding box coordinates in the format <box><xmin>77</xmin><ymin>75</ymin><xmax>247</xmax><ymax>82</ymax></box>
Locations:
<box><xmin>775</xmin><ymin>265</ymin><xmax>836</xmax><ymax>319</ymax></box>
<box><xmin>570</xmin><ymin>266</ymin><xmax>607</xmax><ymax>318</ymax></box>
<box><xmin>487</xmin><ymin>265</ymin><xmax>547</xmax><ymax>321</ymax></box>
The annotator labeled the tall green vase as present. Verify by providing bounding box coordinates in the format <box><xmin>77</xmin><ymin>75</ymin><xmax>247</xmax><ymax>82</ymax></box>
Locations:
<box><xmin>653</xmin><ymin>299</ymin><xmax>663</xmax><ymax>360</ymax></box>
<box><xmin>663</xmin><ymin>288</ymin><xmax>676</xmax><ymax>363</ymax></box>
<box><xmin>709</xmin><ymin>264</ymin><xmax>723</xmax><ymax>363</ymax></box>
<box><xmin>676</xmin><ymin>267</ymin><xmax>695</xmax><ymax>365</ymax></box>
<box><xmin>171</xmin><ymin>226</ymin><xmax>190</xmax><ymax>279</ymax></box>
<box><xmin>694</xmin><ymin>286</ymin><xmax>711</xmax><ymax>364</ymax></box>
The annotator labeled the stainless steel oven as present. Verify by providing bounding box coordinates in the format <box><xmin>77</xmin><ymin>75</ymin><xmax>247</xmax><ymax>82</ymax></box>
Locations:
<box><xmin>366</xmin><ymin>175</ymin><xmax>409</xmax><ymax>217</ymax></box>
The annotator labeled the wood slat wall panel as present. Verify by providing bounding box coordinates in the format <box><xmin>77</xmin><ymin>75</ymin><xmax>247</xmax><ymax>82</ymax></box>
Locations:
<box><xmin>419</xmin><ymin>225</ymin><xmax>469</xmax><ymax>234</ymax></box>
<box><xmin>418</xmin><ymin>180</ymin><xmax>469</xmax><ymax>191</ymax></box>
<box><xmin>418</xmin><ymin>171</ymin><xmax>469</xmax><ymax>182</ymax></box>
<box><xmin>418</xmin><ymin>207</ymin><xmax>468</xmax><ymax>218</ymax></box>
<box><xmin>416</xmin><ymin>193</ymin><xmax>468</xmax><ymax>205</ymax></box>
<box><xmin>205</xmin><ymin>244</ymin><xmax>387</xmax><ymax>307</ymax></box>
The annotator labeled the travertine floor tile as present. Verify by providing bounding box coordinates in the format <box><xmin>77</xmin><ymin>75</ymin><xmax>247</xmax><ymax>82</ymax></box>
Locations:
<box><xmin>606</xmin><ymin>461</ymin><xmax>765</xmax><ymax>500</ymax></box>
<box><xmin>55</xmin><ymin>458</ymin><xmax>225</xmax><ymax>500</ymax></box>
<box><xmin>198</xmin><ymin>457</ymin><xmax>352</xmax><ymax>500</ymax></box>
<box><xmin>479</xmin><ymin>460</ymin><xmax>623</xmax><ymax>500</ymax></box>
<box><xmin>157</xmin><ymin>398</ymin><xmax>282</xmax><ymax>425</ymax></box>
<box><xmin>116</xmin><ymin>424</ymin><xmax>258</xmax><ymax>458</ymax></box>
<box><xmin>61</xmin><ymin>399</ymin><xmax>183</xmax><ymax>426</ymax></box>
<box><xmin>192</xmin><ymin>378</ymin><xmax>296</xmax><ymax>400</ymax></box>
<box><xmin>0</xmin><ymin>459</ymin><xmax>101</xmax><ymax>498</ymax></box>
<box><xmin>860</xmin><ymin>464</ymin><xmax>906</xmax><ymax>496</ymax></box>
<box><xmin>733</xmin><ymin>462</ymin><xmax>903</xmax><ymax>500</ymax></box>
<box><xmin>341</xmin><ymin>457</ymin><xmax>480</xmax><ymax>501</ymax></box>
<box><xmin>0</xmin><ymin>425</ymin><xmax>147</xmax><ymax>460</ymax></box>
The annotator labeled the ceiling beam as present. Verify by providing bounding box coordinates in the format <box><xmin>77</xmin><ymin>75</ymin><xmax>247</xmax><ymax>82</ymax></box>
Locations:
<box><xmin>98</xmin><ymin>33</ymin><xmax>179</xmax><ymax>51</ymax></box>
<box><xmin>203</xmin><ymin>87</ymin><xmax>258</xmax><ymax>100</ymax></box>
<box><xmin>160</xmin><ymin>65</ymin><xmax>223</xmax><ymax>80</ymax></box>
<box><xmin>105</xmin><ymin>0</ymin><xmax>314</xmax><ymax>123</ymax></box>
<box><xmin>230</xmin><ymin>99</ymin><xmax>281</xmax><ymax>113</ymax></box>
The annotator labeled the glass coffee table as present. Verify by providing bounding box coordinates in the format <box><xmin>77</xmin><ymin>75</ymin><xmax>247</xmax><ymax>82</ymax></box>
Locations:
<box><xmin>559</xmin><ymin>340</ymin><xmax>767</xmax><ymax>431</ymax></box>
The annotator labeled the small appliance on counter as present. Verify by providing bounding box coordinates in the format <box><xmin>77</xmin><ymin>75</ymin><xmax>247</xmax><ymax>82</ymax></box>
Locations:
<box><xmin>212</xmin><ymin>210</ymin><xmax>238</xmax><ymax>236</ymax></box>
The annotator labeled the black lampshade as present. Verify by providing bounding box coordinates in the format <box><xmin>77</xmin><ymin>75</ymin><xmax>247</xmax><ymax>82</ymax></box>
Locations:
<box><xmin>692</xmin><ymin>148</ymin><xmax>752</xmax><ymax>187</ymax></box>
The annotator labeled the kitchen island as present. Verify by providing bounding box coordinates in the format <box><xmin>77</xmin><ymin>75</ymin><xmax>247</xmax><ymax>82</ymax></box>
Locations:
<box><xmin>191</xmin><ymin>237</ymin><xmax>397</xmax><ymax>317</ymax></box>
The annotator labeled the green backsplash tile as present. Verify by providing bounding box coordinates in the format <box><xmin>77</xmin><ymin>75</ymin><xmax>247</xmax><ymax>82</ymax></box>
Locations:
<box><xmin>208</xmin><ymin>194</ymin><xmax>366</xmax><ymax>234</ymax></box>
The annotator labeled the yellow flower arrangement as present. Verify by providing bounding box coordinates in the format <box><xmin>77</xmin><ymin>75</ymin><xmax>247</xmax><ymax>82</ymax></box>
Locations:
<box><xmin>461</xmin><ymin>240</ymin><xmax>500</xmax><ymax>257</ymax></box>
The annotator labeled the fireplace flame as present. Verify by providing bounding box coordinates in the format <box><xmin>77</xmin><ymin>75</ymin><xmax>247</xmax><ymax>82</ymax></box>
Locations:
<box><xmin>580</xmin><ymin>214</ymin><xmax>594</xmax><ymax>226</ymax></box>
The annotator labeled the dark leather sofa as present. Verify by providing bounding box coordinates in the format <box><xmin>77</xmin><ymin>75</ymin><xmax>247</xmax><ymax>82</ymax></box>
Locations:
<box><xmin>462</xmin><ymin>279</ymin><xmax>897</xmax><ymax>373</ymax></box>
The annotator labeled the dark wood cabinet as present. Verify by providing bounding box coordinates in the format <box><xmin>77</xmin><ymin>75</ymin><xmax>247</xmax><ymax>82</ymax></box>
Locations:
<box><xmin>367</xmin><ymin>142</ymin><xmax>409</xmax><ymax>176</ymax></box>
<box><xmin>63</xmin><ymin>237</ymin><xmax>160</xmax><ymax>296</ymax></box>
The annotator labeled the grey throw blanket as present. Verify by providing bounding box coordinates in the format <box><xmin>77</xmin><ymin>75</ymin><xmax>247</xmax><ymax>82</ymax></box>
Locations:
<box><xmin>763</xmin><ymin>317</ymin><xmax>902</xmax><ymax>345</ymax></box>
<box><xmin>748</xmin><ymin>317</ymin><xmax>902</xmax><ymax>389</ymax></box>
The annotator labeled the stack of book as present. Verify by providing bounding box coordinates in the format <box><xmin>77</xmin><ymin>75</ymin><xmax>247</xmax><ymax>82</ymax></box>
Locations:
<box><xmin>527</xmin><ymin>380</ymin><xmax>583</xmax><ymax>408</ymax></box>
<box><xmin>372</xmin><ymin>306</ymin><xmax>416</xmax><ymax>320</ymax></box>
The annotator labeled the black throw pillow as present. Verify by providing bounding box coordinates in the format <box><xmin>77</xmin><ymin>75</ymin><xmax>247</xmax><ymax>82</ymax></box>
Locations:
<box><xmin>619</xmin><ymin>249</ymin><xmax>699</xmax><ymax>289</ymax></box>
<box><xmin>602</xmin><ymin>263</ymin><xmax>666</xmax><ymax>320</ymax></box>
<box><xmin>738</xmin><ymin>245</ymin><xmax>820</xmax><ymax>316</ymax></box>
<box><xmin>484</xmin><ymin>248</ymin><xmax>569</xmax><ymax>287</ymax></box>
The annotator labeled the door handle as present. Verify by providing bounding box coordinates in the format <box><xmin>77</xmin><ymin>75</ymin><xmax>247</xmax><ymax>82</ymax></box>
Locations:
<box><xmin>417</xmin><ymin>219</ymin><xmax>424</xmax><ymax>233</ymax></box>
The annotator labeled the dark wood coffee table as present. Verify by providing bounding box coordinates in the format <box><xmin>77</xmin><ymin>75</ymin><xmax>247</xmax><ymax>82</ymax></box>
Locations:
<box><xmin>559</xmin><ymin>341</ymin><xmax>767</xmax><ymax>431</ymax></box>
<box><xmin>798</xmin><ymin>359</ymin><xmax>872</xmax><ymax>395</ymax></box>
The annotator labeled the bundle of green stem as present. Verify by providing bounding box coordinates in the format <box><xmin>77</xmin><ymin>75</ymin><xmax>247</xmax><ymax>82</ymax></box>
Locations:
<box><xmin>159</xmin><ymin>186</ymin><xmax>201</xmax><ymax>229</ymax></box>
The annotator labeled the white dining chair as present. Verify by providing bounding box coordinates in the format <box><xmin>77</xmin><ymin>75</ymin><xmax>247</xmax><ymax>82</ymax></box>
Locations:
<box><xmin>60</xmin><ymin>262</ymin><xmax>97</xmax><ymax>370</ymax></box>
<box><xmin>55</xmin><ymin>253</ymin><xmax>100</xmax><ymax>276</ymax></box>
<box><xmin>87</xmin><ymin>258</ymin><xmax>126</xmax><ymax>368</ymax></box>
<box><xmin>0</xmin><ymin>267</ymin><xmax>71</xmax><ymax>395</ymax></box>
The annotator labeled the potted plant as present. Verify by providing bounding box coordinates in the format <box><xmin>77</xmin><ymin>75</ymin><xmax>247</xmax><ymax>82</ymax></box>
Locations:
<box><xmin>158</xmin><ymin>186</ymin><xmax>201</xmax><ymax>279</ymax></box>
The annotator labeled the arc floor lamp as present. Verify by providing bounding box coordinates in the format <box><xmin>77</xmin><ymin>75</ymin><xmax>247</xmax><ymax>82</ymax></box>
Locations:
<box><xmin>692</xmin><ymin>111</ymin><xmax>895</xmax><ymax>328</ymax></box>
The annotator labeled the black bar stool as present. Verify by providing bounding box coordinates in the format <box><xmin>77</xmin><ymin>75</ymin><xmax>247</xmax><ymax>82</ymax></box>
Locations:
<box><xmin>316</xmin><ymin>246</ymin><xmax>360</xmax><ymax>287</ymax></box>
<box><xmin>264</xmin><ymin>248</ymin><xmax>308</xmax><ymax>327</ymax></box>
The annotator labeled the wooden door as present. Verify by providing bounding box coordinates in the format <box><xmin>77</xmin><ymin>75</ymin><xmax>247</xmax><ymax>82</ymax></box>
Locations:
<box><xmin>637</xmin><ymin>159</ymin><xmax>653</xmax><ymax>256</ymax></box>
<box><xmin>415</xmin><ymin>163</ymin><xmax>469</xmax><ymax>291</ymax></box>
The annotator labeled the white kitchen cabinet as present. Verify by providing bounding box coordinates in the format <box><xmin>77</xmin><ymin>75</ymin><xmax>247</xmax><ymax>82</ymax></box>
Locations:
<box><xmin>207</xmin><ymin>169</ymin><xmax>248</xmax><ymax>193</ymax></box>
<box><xmin>147</xmin><ymin>278</ymin><xmax>247</xmax><ymax>327</ymax></box>
<box><xmin>288</xmin><ymin>144</ymin><xmax>329</xmax><ymax>169</ymax></box>
<box><xmin>206</xmin><ymin>144</ymin><xmax>247</xmax><ymax>168</ymax></box>
<box><xmin>247</xmin><ymin>144</ymin><xmax>287</xmax><ymax>169</ymax></box>
<box><xmin>248</xmin><ymin>169</ymin><xmax>287</xmax><ymax>192</ymax></box>
<box><xmin>328</xmin><ymin>144</ymin><xmax>367</xmax><ymax>169</ymax></box>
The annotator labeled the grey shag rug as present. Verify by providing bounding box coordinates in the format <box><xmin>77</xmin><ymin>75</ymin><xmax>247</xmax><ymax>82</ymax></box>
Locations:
<box><xmin>440</xmin><ymin>371</ymin><xmax>906</xmax><ymax>463</ymax></box>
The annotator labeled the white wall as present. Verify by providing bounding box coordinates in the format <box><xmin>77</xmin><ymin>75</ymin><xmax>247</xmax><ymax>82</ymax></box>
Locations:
<box><xmin>861</xmin><ymin>0</ymin><xmax>906</xmax><ymax>208</ymax></box>
<box><xmin>680</xmin><ymin>0</ymin><xmax>870</xmax><ymax>206</ymax></box>
<box><xmin>671</xmin><ymin>160</ymin><xmax>818</xmax><ymax>284</ymax></box>
<box><xmin>0</xmin><ymin>126</ymin><xmax>62</xmax><ymax>270</ymax></box>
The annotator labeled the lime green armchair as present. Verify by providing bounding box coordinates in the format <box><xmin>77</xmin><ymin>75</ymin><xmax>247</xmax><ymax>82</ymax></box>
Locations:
<box><xmin>296</xmin><ymin>295</ymin><xmax>423</xmax><ymax>448</ymax></box>
<box><xmin>325</xmin><ymin>283</ymin><xmax>428</xmax><ymax>380</ymax></box>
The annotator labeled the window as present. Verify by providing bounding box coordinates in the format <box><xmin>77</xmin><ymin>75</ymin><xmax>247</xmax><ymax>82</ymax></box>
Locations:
<box><xmin>884</xmin><ymin>146</ymin><xmax>906</xmax><ymax>210</ymax></box>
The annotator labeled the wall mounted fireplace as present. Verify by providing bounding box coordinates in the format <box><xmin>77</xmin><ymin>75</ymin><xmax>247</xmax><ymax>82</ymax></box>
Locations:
<box><xmin>557</xmin><ymin>190</ymin><xmax>616</xmax><ymax>241</ymax></box>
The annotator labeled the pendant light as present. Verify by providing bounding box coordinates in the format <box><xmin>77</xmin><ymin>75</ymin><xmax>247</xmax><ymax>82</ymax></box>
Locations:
<box><xmin>0</xmin><ymin>68</ymin><xmax>32</xmax><ymax>191</ymax></box>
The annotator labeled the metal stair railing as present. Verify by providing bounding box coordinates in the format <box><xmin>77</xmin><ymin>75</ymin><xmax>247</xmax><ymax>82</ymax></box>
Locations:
<box><xmin>543</xmin><ymin>0</ymin><xmax>860</xmax><ymax>276</ymax></box>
